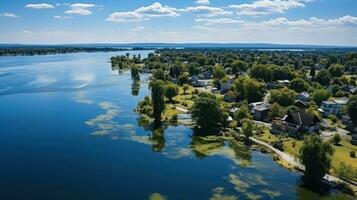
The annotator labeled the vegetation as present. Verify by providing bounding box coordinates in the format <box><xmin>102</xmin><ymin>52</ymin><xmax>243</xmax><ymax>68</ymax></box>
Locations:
<box><xmin>149</xmin><ymin>80</ymin><xmax>166</xmax><ymax>125</ymax></box>
<box><xmin>164</xmin><ymin>83</ymin><xmax>179</xmax><ymax>102</ymax></box>
<box><xmin>270</xmin><ymin>87</ymin><xmax>297</xmax><ymax>107</ymax></box>
<box><xmin>299</xmin><ymin>135</ymin><xmax>334</xmax><ymax>185</ymax></box>
<box><xmin>191</xmin><ymin>93</ymin><xmax>223</xmax><ymax>134</ymax></box>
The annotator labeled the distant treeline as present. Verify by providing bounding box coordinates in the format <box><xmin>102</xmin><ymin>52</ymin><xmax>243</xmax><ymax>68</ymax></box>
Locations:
<box><xmin>0</xmin><ymin>47</ymin><xmax>129</xmax><ymax>56</ymax></box>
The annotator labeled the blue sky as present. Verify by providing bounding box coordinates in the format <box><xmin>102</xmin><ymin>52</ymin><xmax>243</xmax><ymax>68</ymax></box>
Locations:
<box><xmin>0</xmin><ymin>0</ymin><xmax>356</xmax><ymax>45</ymax></box>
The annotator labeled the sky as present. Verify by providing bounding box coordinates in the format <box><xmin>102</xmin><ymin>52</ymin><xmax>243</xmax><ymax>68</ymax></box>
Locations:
<box><xmin>0</xmin><ymin>0</ymin><xmax>357</xmax><ymax>45</ymax></box>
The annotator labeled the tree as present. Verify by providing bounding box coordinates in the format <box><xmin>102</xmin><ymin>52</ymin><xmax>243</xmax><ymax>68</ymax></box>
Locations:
<box><xmin>213</xmin><ymin>65</ymin><xmax>226</xmax><ymax>80</ymax></box>
<box><xmin>233</xmin><ymin>77</ymin><xmax>266</xmax><ymax>103</ymax></box>
<box><xmin>231</xmin><ymin>60</ymin><xmax>248</xmax><ymax>74</ymax></box>
<box><xmin>177</xmin><ymin>73</ymin><xmax>190</xmax><ymax>85</ymax></box>
<box><xmin>270</xmin><ymin>87</ymin><xmax>297</xmax><ymax>107</ymax></box>
<box><xmin>153</xmin><ymin>69</ymin><xmax>166</xmax><ymax>81</ymax></box>
<box><xmin>183</xmin><ymin>84</ymin><xmax>190</xmax><ymax>95</ymax></box>
<box><xmin>165</xmin><ymin>83</ymin><xmax>179</xmax><ymax>102</ymax></box>
<box><xmin>130</xmin><ymin>65</ymin><xmax>140</xmax><ymax>81</ymax></box>
<box><xmin>330</xmin><ymin>134</ymin><xmax>341</xmax><ymax>145</ymax></box>
<box><xmin>188</xmin><ymin>62</ymin><xmax>199</xmax><ymax>76</ymax></box>
<box><xmin>312</xmin><ymin>89</ymin><xmax>331</xmax><ymax>106</ymax></box>
<box><xmin>241</xmin><ymin>119</ymin><xmax>254</xmax><ymax>144</ymax></box>
<box><xmin>289</xmin><ymin>78</ymin><xmax>310</xmax><ymax>93</ymax></box>
<box><xmin>269</xmin><ymin>102</ymin><xmax>286</xmax><ymax>119</ymax></box>
<box><xmin>299</xmin><ymin>135</ymin><xmax>334</xmax><ymax>185</ymax></box>
<box><xmin>149</xmin><ymin>80</ymin><xmax>165</xmax><ymax>125</ymax></box>
<box><xmin>328</xmin><ymin>64</ymin><xmax>344</xmax><ymax>78</ymax></box>
<box><xmin>347</xmin><ymin>95</ymin><xmax>357</xmax><ymax>125</ymax></box>
<box><xmin>310</xmin><ymin>65</ymin><xmax>316</xmax><ymax>79</ymax></box>
<box><xmin>191</xmin><ymin>93</ymin><xmax>223</xmax><ymax>134</ymax></box>
<box><xmin>315</xmin><ymin>69</ymin><xmax>332</xmax><ymax>86</ymax></box>
<box><xmin>234</xmin><ymin>105</ymin><xmax>252</xmax><ymax>126</ymax></box>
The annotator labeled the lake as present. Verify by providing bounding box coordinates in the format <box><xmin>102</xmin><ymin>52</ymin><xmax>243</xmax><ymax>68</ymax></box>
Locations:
<box><xmin>0</xmin><ymin>51</ymin><xmax>353</xmax><ymax>200</ymax></box>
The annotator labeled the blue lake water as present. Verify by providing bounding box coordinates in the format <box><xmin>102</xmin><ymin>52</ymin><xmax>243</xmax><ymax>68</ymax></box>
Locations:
<box><xmin>0</xmin><ymin>52</ymin><xmax>353</xmax><ymax>200</ymax></box>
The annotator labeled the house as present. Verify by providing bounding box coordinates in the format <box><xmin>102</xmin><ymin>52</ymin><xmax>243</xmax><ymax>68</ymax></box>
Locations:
<box><xmin>320</xmin><ymin>97</ymin><xmax>348</xmax><ymax>116</ymax></box>
<box><xmin>271</xmin><ymin>111</ymin><xmax>321</xmax><ymax>137</ymax></box>
<box><xmin>298</xmin><ymin>91</ymin><xmax>310</xmax><ymax>102</ymax></box>
<box><xmin>250</xmin><ymin>102</ymin><xmax>271</xmax><ymax>122</ymax></box>
<box><xmin>220</xmin><ymin>78</ymin><xmax>233</xmax><ymax>93</ymax></box>
<box><xmin>190</xmin><ymin>75</ymin><xmax>208</xmax><ymax>87</ymax></box>
<box><xmin>277</xmin><ymin>80</ymin><xmax>290</xmax><ymax>86</ymax></box>
<box><xmin>341</xmin><ymin>85</ymin><xmax>357</xmax><ymax>95</ymax></box>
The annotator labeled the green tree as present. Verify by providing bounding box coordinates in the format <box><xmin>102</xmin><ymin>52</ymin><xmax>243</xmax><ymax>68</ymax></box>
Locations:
<box><xmin>315</xmin><ymin>69</ymin><xmax>332</xmax><ymax>86</ymax></box>
<box><xmin>270</xmin><ymin>87</ymin><xmax>297</xmax><ymax>107</ymax></box>
<box><xmin>312</xmin><ymin>89</ymin><xmax>331</xmax><ymax>106</ymax></box>
<box><xmin>289</xmin><ymin>78</ymin><xmax>310</xmax><ymax>93</ymax></box>
<box><xmin>177</xmin><ymin>73</ymin><xmax>190</xmax><ymax>85</ymax></box>
<box><xmin>234</xmin><ymin>105</ymin><xmax>252</xmax><ymax>126</ymax></box>
<box><xmin>310</xmin><ymin>65</ymin><xmax>316</xmax><ymax>79</ymax></box>
<box><xmin>149</xmin><ymin>80</ymin><xmax>165</xmax><ymax>125</ymax></box>
<box><xmin>269</xmin><ymin>102</ymin><xmax>286</xmax><ymax>119</ymax></box>
<box><xmin>299</xmin><ymin>135</ymin><xmax>334</xmax><ymax>185</ymax></box>
<box><xmin>165</xmin><ymin>83</ymin><xmax>179</xmax><ymax>102</ymax></box>
<box><xmin>231</xmin><ymin>60</ymin><xmax>248</xmax><ymax>74</ymax></box>
<box><xmin>191</xmin><ymin>93</ymin><xmax>223</xmax><ymax>134</ymax></box>
<box><xmin>330</xmin><ymin>134</ymin><xmax>341</xmax><ymax>145</ymax></box>
<box><xmin>328</xmin><ymin>64</ymin><xmax>344</xmax><ymax>78</ymax></box>
<box><xmin>153</xmin><ymin>69</ymin><xmax>166</xmax><ymax>81</ymax></box>
<box><xmin>213</xmin><ymin>65</ymin><xmax>226</xmax><ymax>80</ymax></box>
<box><xmin>347</xmin><ymin>95</ymin><xmax>357</xmax><ymax>125</ymax></box>
<box><xmin>241</xmin><ymin>119</ymin><xmax>254</xmax><ymax>144</ymax></box>
<box><xmin>130</xmin><ymin>65</ymin><xmax>140</xmax><ymax>81</ymax></box>
<box><xmin>188</xmin><ymin>62</ymin><xmax>199</xmax><ymax>76</ymax></box>
<box><xmin>183</xmin><ymin>84</ymin><xmax>190</xmax><ymax>95</ymax></box>
<box><xmin>233</xmin><ymin>77</ymin><xmax>266</xmax><ymax>103</ymax></box>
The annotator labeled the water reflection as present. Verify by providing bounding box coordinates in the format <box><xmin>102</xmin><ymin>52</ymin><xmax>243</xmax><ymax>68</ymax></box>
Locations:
<box><xmin>131</xmin><ymin>81</ymin><xmax>140</xmax><ymax>96</ymax></box>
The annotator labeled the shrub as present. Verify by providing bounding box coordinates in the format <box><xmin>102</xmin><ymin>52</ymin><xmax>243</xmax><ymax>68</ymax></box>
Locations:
<box><xmin>350</xmin><ymin>151</ymin><xmax>356</xmax><ymax>158</ymax></box>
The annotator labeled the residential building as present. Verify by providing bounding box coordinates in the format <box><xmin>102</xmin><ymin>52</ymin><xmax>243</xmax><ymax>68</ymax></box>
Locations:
<box><xmin>320</xmin><ymin>97</ymin><xmax>348</xmax><ymax>116</ymax></box>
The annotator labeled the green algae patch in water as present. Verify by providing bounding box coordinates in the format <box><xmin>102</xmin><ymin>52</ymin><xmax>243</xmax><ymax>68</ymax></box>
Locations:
<box><xmin>209</xmin><ymin>187</ymin><xmax>237</xmax><ymax>200</ymax></box>
<box><xmin>149</xmin><ymin>193</ymin><xmax>167</xmax><ymax>200</ymax></box>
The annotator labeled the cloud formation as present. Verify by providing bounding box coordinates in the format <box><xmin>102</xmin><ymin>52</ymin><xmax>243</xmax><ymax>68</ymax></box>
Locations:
<box><xmin>106</xmin><ymin>2</ymin><xmax>179</xmax><ymax>22</ymax></box>
<box><xmin>229</xmin><ymin>0</ymin><xmax>310</xmax><ymax>16</ymax></box>
<box><xmin>65</xmin><ymin>3</ymin><xmax>96</xmax><ymax>15</ymax></box>
<box><xmin>2</xmin><ymin>13</ymin><xmax>19</xmax><ymax>18</ymax></box>
<box><xmin>25</xmin><ymin>3</ymin><xmax>55</xmax><ymax>9</ymax></box>
<box><xmin>195</xmin><ymin>0</ymin><xmax>210</xmax><ymax>5</ymax></box>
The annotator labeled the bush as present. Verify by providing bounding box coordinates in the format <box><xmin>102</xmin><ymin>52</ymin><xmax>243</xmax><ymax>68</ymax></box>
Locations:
<box><xmin>170</xmin><ymin>114</ymin><xmax>178</xmax><ymax>123</ymax></box>
<box><xmin>292</xmin><ymin>141</ymin><xmax>296</xmax><ymax>148</ymax></box>
<box><xmin>330</xmin><ymin>134</ymin><xmax>341</xmax><ymax>145</ymax></box>
<box><xmin>272</xmin><ymin>140</ymin><xmax>284</xmax><ymax>151</ymax></box>
<box><xmin>350</xmin><ymin>151</ymin><xmax>356</xmax><ymax>158</ymax></box>
<box><xmin>328</xmin><ymin>115</ymin><xmax>338</xmax><ymax>123</ymax></box>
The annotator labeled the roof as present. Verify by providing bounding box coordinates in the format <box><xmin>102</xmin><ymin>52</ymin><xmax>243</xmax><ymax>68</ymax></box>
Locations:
<box><xmin>285</xmin><ymin>111</ymin><xmax>320</xmax><ymax>126</ymax></box>
<box><xmin>254</xmin><ymin>103</ymin><xmax>271</xmax><ymax>111</ymax></box>
<box><xmin>300</xmin><ymin>91</ymin><xmax>310</xmax><ymax>98</ymax></box>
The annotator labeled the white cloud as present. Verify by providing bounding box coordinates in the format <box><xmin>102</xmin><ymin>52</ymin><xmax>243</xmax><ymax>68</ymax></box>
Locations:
<box><xmin>195</xmin><ymin>0</ymin><xmax>210</xmax><ymax>5</ymax></box>
<box><xmin>183</xmin><ymin>6</ymin><xmax>232</xmax><ymax>17</ymax></box>
<box><xmin>106</xmin><ymin>11</ymin><xmax>147</xmax><ymax>22</ymax></box>
<box><xmin>23</xmin><ymin>30</ymin><xmax>32</xmax><ymax>34</ymax></box>
<box><xmin>130</xmin><ymin>26</ymin><xmax>146</xmax><ymax>32</ymax></box>
<box><xmin>25</xmin><ymin>3</ymin><xmax>55</xmax><ymax>9</ymax></box>
<box><xmin>195</xmin><ymin>18</ymin><xmax>243</xmax><ymax>25</ymax></box>
<box><xmin>65</xmin><ymin>8</ymin><xmax>92</xmax><ymax>15</ymax></box>
<box><xmin>135</xmin><ymin>2</ymin><xmax>179</xmax><ymax>17</ymax></box>
<box><xmin>106</xmin><ymin>2</ymin><xmax>179</xmax><ymax>22</ymax></box>
<box><xmin>65</xmin><ymin>3</ymin><xmax>96</xmax><ymax>15</ymax></box>
<box><xmin>2</xmin><ymin>13</ymin><xmax>19</xmax><ymax>18</ymax></box>
<box><xmin>54</xmin><ymin>15</ymin><xmax>73</xmax><ymax>20</ymax></box>
<box><xmin>70</xmin><ymin>3</ymin><xmax>96</xmax><ymax>9</ymax></box>
<box><xmin>229</xmin><ymin>0</ymin><xmax>310</xmax><ymax>16</ymax></box>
